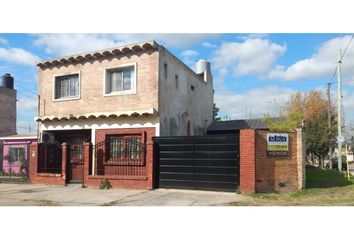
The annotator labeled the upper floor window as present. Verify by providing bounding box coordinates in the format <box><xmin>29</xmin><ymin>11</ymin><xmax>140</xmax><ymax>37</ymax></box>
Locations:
<box><xmin>54</xmin><ymin>74</ymin><xmax>79</xmax><ymax>100</ymax></box>
<box><xmin>105</xmin><ymin>66</ymin><xmax>135</xmax><ymax>95</ymax></box>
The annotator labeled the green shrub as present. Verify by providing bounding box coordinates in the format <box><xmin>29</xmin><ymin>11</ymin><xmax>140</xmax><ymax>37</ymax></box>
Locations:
<box><xmin>99</xmin><ymin>179</ymin><xmax>112</xmax><ymax>190</ymax></box>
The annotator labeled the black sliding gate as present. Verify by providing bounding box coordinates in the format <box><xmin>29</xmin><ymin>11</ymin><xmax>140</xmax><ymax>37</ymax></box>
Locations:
<box><xmin>153</xmin><ymin>134</ymin><xmax>239</xmax><ymax>192</ymax></box>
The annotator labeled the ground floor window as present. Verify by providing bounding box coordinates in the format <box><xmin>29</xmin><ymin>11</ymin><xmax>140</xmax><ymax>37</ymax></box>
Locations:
<box><xmin>9</xmin><ymin>147</ymin><xmax>25</xmax><ymax>162</ymax></box>
<box><xmin>106</xmin><ymin>135</ymin><xmax>144</xmax><ymax>165</ymax></box>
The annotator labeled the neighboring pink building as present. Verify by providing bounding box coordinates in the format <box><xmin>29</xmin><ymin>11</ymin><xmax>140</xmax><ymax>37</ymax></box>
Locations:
<box><xmin>0</xmin><ymin>133</ymin><xmax>37</xmax><ymax>176</ymax></box>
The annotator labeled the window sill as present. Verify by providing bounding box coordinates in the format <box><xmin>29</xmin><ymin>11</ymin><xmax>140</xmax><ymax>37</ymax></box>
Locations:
<box><xmin>103</xmin><ymin>90</ymin><xmax>137</xmax><ymax>97</ymax></box>
<box><xmin>53</xmin><ymin>97</ymin><xmax>81</xmax><ymax>102</ymax></box>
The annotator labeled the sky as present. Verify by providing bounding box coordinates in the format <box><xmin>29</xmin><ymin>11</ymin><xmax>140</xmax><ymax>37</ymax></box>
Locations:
<box><xmin>1</xmin><ymin>33</ymin><xmax>354</xmax><ymax>133</ymax></box>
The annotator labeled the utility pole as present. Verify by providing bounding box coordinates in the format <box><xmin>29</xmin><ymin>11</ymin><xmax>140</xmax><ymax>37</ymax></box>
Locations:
<box><xmin>327</xmin><ymin>82</ymin><xmax>332</xmax><ymax>167</ymax></box>
<box><xmin>337</xmin><ymin>49</ymin><xmax>343</xmax><ymax>172</ymax></box>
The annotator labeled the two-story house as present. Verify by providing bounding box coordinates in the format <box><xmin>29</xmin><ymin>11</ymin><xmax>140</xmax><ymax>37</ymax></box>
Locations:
<box><xmin>31</xmin><ymin>40</ymin><xmax>213</xmax><ymax>189</ymax></box>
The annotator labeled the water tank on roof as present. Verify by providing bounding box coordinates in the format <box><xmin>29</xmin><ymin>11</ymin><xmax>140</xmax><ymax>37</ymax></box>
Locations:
<box><xmin>0</xmin><ymin>73</ymin><xmax>14</xmax><ymax>89</ymax></box>
<box><xmin>196</xmin><ymin>59</ymin><xmax>211</xmax><ymax>74</ymax></box>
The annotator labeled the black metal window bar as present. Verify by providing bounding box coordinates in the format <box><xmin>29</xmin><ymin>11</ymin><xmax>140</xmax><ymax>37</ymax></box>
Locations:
<box><xmin>92</xmin><ymin>135</ymin><xmax>146</xmax><ymax>176</ymax></box>
<box><xmin>37</xmin><ymin>143</ymin><xmax>62</xmax><ymax>174</ymax></box>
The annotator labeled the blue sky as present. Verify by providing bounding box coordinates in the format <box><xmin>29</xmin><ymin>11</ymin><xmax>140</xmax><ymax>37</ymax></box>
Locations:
<box><xmin>1</xmin><ymin>33</ymin><xmax>354</xmax><ymax>133</ymax></box>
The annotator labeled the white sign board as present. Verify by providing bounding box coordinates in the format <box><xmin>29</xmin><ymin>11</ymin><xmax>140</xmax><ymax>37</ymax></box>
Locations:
<box><xmin>266</xmin><ymin>133</ymin><xmax>289</xmax><ymax>156</ymax></box>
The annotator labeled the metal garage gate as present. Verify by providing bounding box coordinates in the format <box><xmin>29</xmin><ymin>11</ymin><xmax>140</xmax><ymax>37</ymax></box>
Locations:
<box><xmin>153</xmin><ymin>134</ymin><xmax>239</xmax><ymax>192</ymax></box>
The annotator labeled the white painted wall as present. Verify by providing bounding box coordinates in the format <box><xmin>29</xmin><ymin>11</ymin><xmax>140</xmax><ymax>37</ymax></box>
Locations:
<box><xmin>158</xmin><ymin>46</ymin><xmax>213</xmax><ymax>136</ymax></box>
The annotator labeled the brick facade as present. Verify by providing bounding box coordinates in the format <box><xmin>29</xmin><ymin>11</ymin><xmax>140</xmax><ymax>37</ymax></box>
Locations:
<box><xmin>239</xmin><ymin>129</ymin><xmax>305</xmax><ymax>193</ymax></box>
<box><xmin>29</xmin><ymin>127</ymin><xmax>156</xmax><ymax>189</ymax></box>
<box><xmin>38</xmin><ymin>49</ymin><xmax>159</xmax><ymax>118</ymax></box>
<box><xmin>84</xmin><ymin>127</ymin><xmax>155</xmax><ymax>189</ymax></box>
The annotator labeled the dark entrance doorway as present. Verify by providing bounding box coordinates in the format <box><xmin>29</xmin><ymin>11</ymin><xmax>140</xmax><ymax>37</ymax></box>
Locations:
<box><xmin>51</xmin><ymin>130</ymin><xmax>91</xmax><ymax>184</ymax></box>
<box><xmin>68</xmin><ymin>137</ymin><xmax>84</xmax><ymax>183</ymax></box>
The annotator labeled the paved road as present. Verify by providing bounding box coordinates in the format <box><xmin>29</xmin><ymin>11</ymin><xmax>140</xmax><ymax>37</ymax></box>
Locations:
<box><xmin>0</xmin><ymin>183</ymin><xmax>245</xmax><ymax>206</ymax></box>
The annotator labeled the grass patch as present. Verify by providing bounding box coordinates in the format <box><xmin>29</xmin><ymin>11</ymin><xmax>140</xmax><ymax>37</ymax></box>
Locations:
<box><xmin>306</xmin><ymin>166</ymin><xmax>352</xmax><ymax>188</ymax></box>
<box><xmin>229</xmin><ymin>166</ymin><xmax>354</xmax><ymax>206</ymax></box>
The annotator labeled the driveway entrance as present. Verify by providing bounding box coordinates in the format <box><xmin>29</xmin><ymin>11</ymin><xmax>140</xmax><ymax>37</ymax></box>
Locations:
<box><xmin>154</xmin><ymin>134</ymin><xmax>240</xmax><ymax>192</ymax></box>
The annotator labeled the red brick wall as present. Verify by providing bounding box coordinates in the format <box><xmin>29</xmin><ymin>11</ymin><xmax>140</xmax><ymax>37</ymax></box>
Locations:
<box><xmin>240</xmin><ymin>129</ymin><xmax>256</xmax><ymax>193</ymax></box>
<box><xmin>84</xmin><ymin>127</ymin><xmax>155</xmax><ymax>189</ymax></box>
<box><xmin>255</xmin><ymin>130</ymin><xmax>299</xmax><ymax>193</ymax></box>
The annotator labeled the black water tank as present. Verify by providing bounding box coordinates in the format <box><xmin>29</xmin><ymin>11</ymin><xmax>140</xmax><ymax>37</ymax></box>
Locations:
<box><xmin>0</xmin><ymin>73</ymin><xmax>14</xmax><ymax>89</ymax></box>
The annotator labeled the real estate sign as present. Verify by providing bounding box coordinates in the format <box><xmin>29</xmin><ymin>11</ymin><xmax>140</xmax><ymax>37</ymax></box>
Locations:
<box><xmin>266</xmin><ymin>133</ymin><xmax>289</xmax><ymax>156</ymax></box>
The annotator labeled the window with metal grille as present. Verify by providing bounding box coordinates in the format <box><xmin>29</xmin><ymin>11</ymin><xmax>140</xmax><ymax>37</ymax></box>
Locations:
<box><xmin>106</xmin><ymin>135</ymin><xmax>144</xmax><ymax>165</ymax></box>
<box><xmin>105</xmin><ymin>66</ymin><xmax>135</xmax><ymax>94</ymax></box>
<box><xmin>55</xmin><ymin>74</ymin><xmax>79</xmax><ymax>99</ymax></box>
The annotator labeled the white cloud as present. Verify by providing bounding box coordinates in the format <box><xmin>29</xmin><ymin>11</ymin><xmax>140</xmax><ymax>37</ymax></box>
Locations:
<box><xmin>181</xmin><ymin>49</ymin><xmax>199</xmax><ymax>57</ymax></box>
<box><xmin>214</xmin><ymin>86</ymin><xmax>295</xmax><ymax>119</ymax></box>
<box><xmin>268</xmin><ymin>35</ymin><xmax>354</xmax><ymax>80</ymax></box>
<box><xmin>33</xmin><ymin>33</ymin><xmax>218</xmax><ymax>56</ymax></box>
<box><xmin>212</xmin><ymin>38</ymin><xmax>286</xmax><ymax>77</ymax></box>
<box><xmin>0</xmin><ymin>37</ymin><xmax>8</xmax><ymax>45</ymax></box>
<box><xmin>17</xmin><ymin>97</ymin><xmax>37</xmax><ymax>113</ymax></box>
<box><xmin>202</xmin><ymin>42</ymin><xmax>217</xmax><ymax>48</ymax></box>
<box><xmin>211</xmin><ymin>35</ymin><xmax>354</xmax><ymax>82</ymax></box>
<box><xmin>0</xmin><ymin>47</ymin><xmax>40</xmax><ymax>66</ymax></box>
<box><xmin>236</xmin><ymin>33</ymin><xmax>269</xmax><ymax>40</ymax></box>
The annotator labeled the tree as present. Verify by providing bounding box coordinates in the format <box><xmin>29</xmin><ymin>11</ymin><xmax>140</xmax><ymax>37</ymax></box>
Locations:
<box><xmin>213</xmin><ymin>103</ymin><xmax>221</xmax><ymax>122</ymax></box>
<box><xmin>264</xmin><ymin>90</ymin><xmax>337</xmax><ymax>168</ymax></box>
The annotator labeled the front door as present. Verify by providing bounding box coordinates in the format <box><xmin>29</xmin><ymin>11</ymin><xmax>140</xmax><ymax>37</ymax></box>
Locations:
<box><xmin>68</xmin><ymin>137</ymin><xmax>84</xmax><ymax>183</ymax></box>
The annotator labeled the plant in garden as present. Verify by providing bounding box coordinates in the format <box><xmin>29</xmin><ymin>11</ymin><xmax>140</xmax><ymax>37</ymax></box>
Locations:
<box><xmin>99</xmin><ymin>179</ymin><xmax>112</xmax><ymax>190</ymax></box>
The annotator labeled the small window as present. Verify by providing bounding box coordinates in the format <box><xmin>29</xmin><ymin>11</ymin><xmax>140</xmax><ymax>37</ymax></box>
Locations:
<box><xmin>105</xmin><ymin>66</ymin><xmax>135</xmax><ymax>94</ymax></box>
<box><xmin>175</xmin><ymin>75</ymin><xmax>179</xmax><ymax>89</ymax></box>
<box><xmin>191</xmin><ymin>85</ymin><xmax>195</xmax><ymax>91</ymax></box>
<box><xmin>54</xmin><ymin>74</ymin><xmax>79</xmax><ymax>100</ymax></box>
<box><xmin>164</xmin><ymin>63</ymin><xmax>168</xmax><ymax>79</ymax></box>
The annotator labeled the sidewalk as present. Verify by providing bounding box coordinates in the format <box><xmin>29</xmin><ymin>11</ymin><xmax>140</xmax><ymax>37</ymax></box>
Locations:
<box><xmin>0</xmin><ymin>183</ymin><xmax>245</xmax><ymax>206</ymax></box>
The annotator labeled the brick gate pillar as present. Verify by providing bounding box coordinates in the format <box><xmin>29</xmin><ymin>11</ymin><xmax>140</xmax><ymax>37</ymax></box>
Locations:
<box><xmin>61</xmin><ymin>143</ymin><xmax>68</xmax><ymax>184</ymax></box>
<box><xmin>240</xmin><ymin>129</ymin><xmax>256</xmax><ymax>193</ymax></box>
<box><xmin>29</xmin><ymin>142</ymin><xmax>39</xmax><ymax>184</ymax></box>
<box><xmin>83</xmin><ymin>141</ymin><xmax>91</xmax><ymax>187</ymax></box>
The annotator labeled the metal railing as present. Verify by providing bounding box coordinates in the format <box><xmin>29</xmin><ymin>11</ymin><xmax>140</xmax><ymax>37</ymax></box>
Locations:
<box><xmin>37</xmin><ymin>143</ymin><xmax>62</xmax><ymax>174</ymax></box>
<box><xmin>92</xmin><ymin>137</ymin><xmax>146</xmax><ymax>176</ymax></box>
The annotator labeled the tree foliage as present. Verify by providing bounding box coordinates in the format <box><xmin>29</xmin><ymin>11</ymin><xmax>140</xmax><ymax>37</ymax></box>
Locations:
<box><xmin>265</xmin><ymin>90</ymin><xmax>337</xmax><ymax>167</ymax></box>
<box><xmin>213</xmin><ymin>103</ymin><xmax>221</xmax><ymax>122</ymax></box>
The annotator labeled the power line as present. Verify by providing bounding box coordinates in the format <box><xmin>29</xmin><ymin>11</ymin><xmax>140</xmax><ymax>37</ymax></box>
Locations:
<box><xmin>328</xmin><ymin>34</ymin><xmax>354</xmax><ymax>85</ymax></box>
<box><xmin>341</xmin><ymin>34</ymin><xmax>354</xmax><ymax>61</ymax></box>
<box><xmin>15</xmin><ymin>86</ymin><xmax>38</xmax><ymax>97</ymax></box>
<box><xmin>17</xmin><ymin>93</ymin><xmax>38</xmax><ymax>100</ymax></box>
